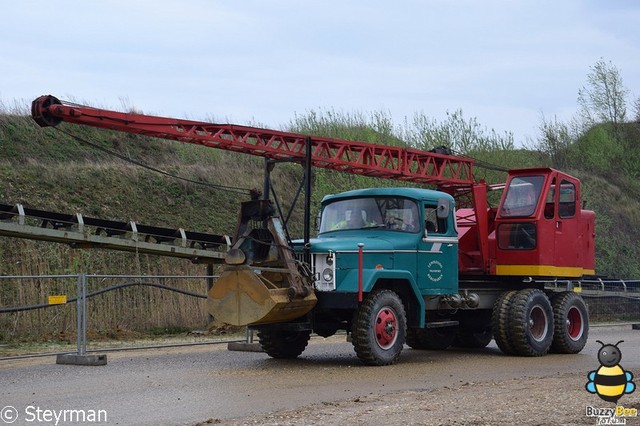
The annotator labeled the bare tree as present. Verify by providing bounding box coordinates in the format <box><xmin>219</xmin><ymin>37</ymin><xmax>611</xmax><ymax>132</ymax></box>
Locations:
<box><xmin>633</xmin><ymin>96</ymin><xmax>640</xmax><ymax>122</ymax></box>
<box><xmin>577</xmin><ymin>59</ymin><xmax>629</xmax><ymax>132</ymax></box>
<box><xmin>405</xmin><ymin>109</ymin><xmax>513</xmax><ymax>154</ymax></box>
<box><xmin>537</xmin><ymin>114</ymin><xmax>572</xmax><ymax>169</ymax></box>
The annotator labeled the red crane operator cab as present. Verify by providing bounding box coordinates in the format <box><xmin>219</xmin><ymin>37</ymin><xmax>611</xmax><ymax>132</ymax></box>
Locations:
<box><xmin>493</xmin><ymin>168</ymin><xmax>595</xmax><ymax>278</ymax></box>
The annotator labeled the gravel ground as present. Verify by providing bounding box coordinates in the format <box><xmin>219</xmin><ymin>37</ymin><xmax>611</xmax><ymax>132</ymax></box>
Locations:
<box><xmin>199</xmin><ymin>373</ymin><xmax>640</xmax><ymax>426</ymax></box>
<box><xmin>3</xmin><ymin>326</ymin><xmax>638</xmax><ymax>425</ymax></box>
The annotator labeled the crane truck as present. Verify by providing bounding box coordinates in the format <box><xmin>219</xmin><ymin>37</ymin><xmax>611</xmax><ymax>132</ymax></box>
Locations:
<box><xmin>30</xmin><ymin>95</ymin><xmax>593</xmax><ymax>365</ymax></box>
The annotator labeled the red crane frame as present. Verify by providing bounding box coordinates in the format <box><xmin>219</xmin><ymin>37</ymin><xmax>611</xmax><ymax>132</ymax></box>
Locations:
<box><xmin>32</xmin><ymin>96</ymin><xmax>474</xmax><ymax>187</ymax></box>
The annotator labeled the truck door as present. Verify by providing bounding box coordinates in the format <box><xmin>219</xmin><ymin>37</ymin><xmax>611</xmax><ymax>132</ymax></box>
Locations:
<box><xmin>417</xmin><ymin>198</ymin><xmax>458</xmax><ymax>295</ymax></box>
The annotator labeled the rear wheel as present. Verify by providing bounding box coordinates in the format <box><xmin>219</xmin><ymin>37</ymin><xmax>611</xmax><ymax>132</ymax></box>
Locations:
<box><xmin>351</xmin><ymin>289</ymin><xmax>406</xmax><ymax>366</ymax></box>
<box><xmin>492</xmin><ymin>291</ymin><xmax>517</xmax><ymax>355</ymax></box>
<box><xmin>257</xmin><ymin>329</ymin><xmax>311</xmax><ymax>359</ymax></box>
<box><xmin>551</xmin><ymin>292</ymin><xmax>589</xmax><ymax>354</ymax></box>
<box><xmin>509</xmin><ymin>289</ymin><xmax>554</xmax><ymax>356</ymax></box>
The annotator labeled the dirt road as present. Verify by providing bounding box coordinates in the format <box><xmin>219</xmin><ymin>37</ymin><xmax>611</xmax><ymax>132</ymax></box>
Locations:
<box><xmin>2</xmin><ymin>325</ymin><xmax>639</xmax><ymax>425</ymax></box>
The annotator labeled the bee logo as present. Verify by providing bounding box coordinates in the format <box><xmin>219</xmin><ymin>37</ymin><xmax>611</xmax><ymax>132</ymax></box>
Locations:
<box><xmin>586</xmin><ymin>340</ymin><xmax>636</xmax><ymax>403</ymax></box>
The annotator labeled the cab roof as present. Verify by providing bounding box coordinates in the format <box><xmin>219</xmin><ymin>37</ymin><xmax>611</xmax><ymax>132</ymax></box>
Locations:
<box><xmin>321</xmin><ymin>187</ymin><xmax>453</xmax><ymax>204</ymax></box>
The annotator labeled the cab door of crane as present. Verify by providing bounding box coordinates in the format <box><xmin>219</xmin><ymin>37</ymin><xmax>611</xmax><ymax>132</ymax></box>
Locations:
<box><xmin>494</xmin><ymin>168</ymin><xmax>594</xmax><ymax>278</ymax></box>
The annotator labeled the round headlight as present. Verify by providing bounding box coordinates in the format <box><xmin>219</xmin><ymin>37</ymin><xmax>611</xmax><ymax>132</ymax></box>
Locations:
<box><xmin>322</xmin><ymin>268</ymin><xmax>334</xmax><ymax>282</ymax></box>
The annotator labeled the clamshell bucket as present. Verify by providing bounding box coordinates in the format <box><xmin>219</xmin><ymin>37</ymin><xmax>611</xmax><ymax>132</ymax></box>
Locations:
<box><xmin>207</xmin><ymin>199</ymin><xmax>316</xmax><ymax>326</ymax></box>
<box><xmin>208</xmin><ymin>265</ymin><xmax>317</xmax><ymax>326</ymax></box>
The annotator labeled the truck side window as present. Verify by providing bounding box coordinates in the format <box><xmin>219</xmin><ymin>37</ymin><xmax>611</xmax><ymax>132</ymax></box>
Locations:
<box><xmin>425</xmin><ymin>206</ymin><xmax>446</xmax><ymax>234</ymax></box>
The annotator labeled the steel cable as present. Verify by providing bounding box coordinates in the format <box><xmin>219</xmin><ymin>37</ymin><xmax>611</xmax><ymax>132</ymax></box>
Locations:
<box><xmin>0</xmin><ymin>281</ymin><xmax>207</xmax><ymax>314</ymax></box>
<box><xmin>53</xmin><ymin>127</ymin><xmax>250</xmax><ymax>195</ymax></box>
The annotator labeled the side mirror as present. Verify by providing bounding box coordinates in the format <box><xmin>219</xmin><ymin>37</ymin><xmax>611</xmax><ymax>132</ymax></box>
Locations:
<box><xmin>437</xmin><ymin>198</ymin><xmax>450</xmax><ymax>219</ymax></box>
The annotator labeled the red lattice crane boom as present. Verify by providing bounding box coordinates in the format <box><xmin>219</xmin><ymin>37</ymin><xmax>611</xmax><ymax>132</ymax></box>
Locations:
<box><xmin>31</xmin><ymin>95</ymin><xmax>474</xmax><ymax>187</ymax></box>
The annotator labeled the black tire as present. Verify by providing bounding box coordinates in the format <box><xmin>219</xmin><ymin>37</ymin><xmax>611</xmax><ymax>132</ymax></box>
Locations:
<box><xmin>420</xmin><ymin>327</ymin><xmax>457</xmax><ymax>349</ymax></box>
<box><xmin>405</xmin><ymin>328</ymin><xmax>424</xmax><ymax>349</ymax></box>
<box><xmin>454</xmin><ymin>327</ymin><xmax>493</xmax><ymax>348</ymax></box>
<box><xmin>509</xmin><ymin>289</ymin><xmax>554</xmax><ymax>356</ymax></box>
<box><xmin>313</xmin><ymin>327</ymin><xmax>338</xmax><ymax>338</ymax></box>
<box><xmin>257</xmin><ymin>329</ymin><xmax>311</xmax><ymax>359</ymax></box>
<box><xmin>351</xmin><ymin>289</ymin><xmax>407</xmax><ymax>366</ymax></box>
<box><xmin>406</xmin><ymin>327</ymin><xmax>457</xmax><ymax>350</ymax></box>
<box><xmin>551</xmin><ymin>292</ymin><xmax>589</xmax><ymax>354</ymax></box>
<box><xmin>492</xmin><ymin>291</ymin><xmax>517</xmax><ymax>355</ymax></box>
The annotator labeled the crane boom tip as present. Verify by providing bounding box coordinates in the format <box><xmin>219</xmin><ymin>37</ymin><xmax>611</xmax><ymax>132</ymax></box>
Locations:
<box><xmin>31</xmin><ymin>95</ymin><xmax>62</xmax><ymax>127</ymax></box>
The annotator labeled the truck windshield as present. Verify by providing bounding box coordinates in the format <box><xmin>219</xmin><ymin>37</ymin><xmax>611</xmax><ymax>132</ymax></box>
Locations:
<box><xmin>319</xmin><ymin>197</ymin><xmax>419</xmax><ymax>233</ymax></box>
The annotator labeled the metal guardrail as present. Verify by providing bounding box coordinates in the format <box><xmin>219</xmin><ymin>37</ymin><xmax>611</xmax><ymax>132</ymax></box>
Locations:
<box><xmin>543</xmin><ymin>278</ymin><xmax>640</xmax><ymax>298</ymax></box>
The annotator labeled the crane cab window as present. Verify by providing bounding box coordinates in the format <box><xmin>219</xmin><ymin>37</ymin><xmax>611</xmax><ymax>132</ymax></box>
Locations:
<box><xmin>543</xmin><ymin>178</ymin><xmax>576</xmax><ymax>219</ymax></box>
<box><xmin>544</xmin><ymin>178</ymin><xmax>556</xmax><ymax>219</ymax></box>
<box><xmin>497</xmin><ymin>223</ymin><xmax>537</xmax><ymax>250</ymax></box>
<box><xmin>500</xmin><ymin>175</ymin><xmax>545</xmax><ymax>217</ymax></box>
<box><xmin>558</xmin><ymin>180</ymin><xmax>576</xmax><ymax>218</ymax></box>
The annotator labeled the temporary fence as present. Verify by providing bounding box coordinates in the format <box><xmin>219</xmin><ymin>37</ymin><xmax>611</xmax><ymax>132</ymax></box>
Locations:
<box><xmin>0</xmin><ymin>273</ymin><xmax>244</xmax><ymax>362</ymax></box>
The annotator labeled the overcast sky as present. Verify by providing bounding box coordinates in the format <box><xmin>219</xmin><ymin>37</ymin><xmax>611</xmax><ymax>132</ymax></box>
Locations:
<box><xmin>2</xmin><ymin>1</ymin><xmax>639</xmax><ymax>145</ymax></box>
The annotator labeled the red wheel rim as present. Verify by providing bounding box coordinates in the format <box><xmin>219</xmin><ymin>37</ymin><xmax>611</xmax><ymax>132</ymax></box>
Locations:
<box><xmin>566</xmin><ymin>306</ymin><xmax>584</xmax><ymax>340</ymax></box>
<box><xmin>529</xmin><ymin>304</ymin><xmax>549</xmax><ymax>342</ymax></box>
<box><xmin>375</xmin><ymin>307</ymin><xmax>398</xmax><ymax>349</ymax></box>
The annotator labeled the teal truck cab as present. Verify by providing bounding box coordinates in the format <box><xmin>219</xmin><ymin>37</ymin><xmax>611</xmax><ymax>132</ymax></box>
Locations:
<box><xmin>294</xmin><ymin>187</ymin><xmax>460</xmax><ymax>365</ymax></box>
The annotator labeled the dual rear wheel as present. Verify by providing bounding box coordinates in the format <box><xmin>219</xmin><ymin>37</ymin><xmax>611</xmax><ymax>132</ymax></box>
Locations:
<box><xmin>492</xmin><ymin>289</ymin><xmax>588</xmax><ymax>356</ymax></box>
<box><xmin>551</xmin><ymin>291</ymin><xmax>589</xmax><ymax>353</ymax></box>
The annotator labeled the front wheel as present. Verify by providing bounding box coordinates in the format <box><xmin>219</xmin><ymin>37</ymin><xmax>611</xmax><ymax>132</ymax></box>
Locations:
<box><xmin>257</xmin><ymin>329</ymin><xmax>311</xmax><ymax>359</ymax></box>
<box><xmin>351</xmin><ymin>289</ymin><xmax>407</xmax><ymax>366</ymax></box>
<box><xmin>551</xmin><ymin>292</ymin><xmax>589</xmax><ymax>354</ymax></box>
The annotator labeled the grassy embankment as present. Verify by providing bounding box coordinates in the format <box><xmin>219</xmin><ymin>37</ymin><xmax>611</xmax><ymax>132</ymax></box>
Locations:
<box><xmin>1</xmin><ymin>102</ymin><xmax>639</xmax><ymax>342</ymax></box>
